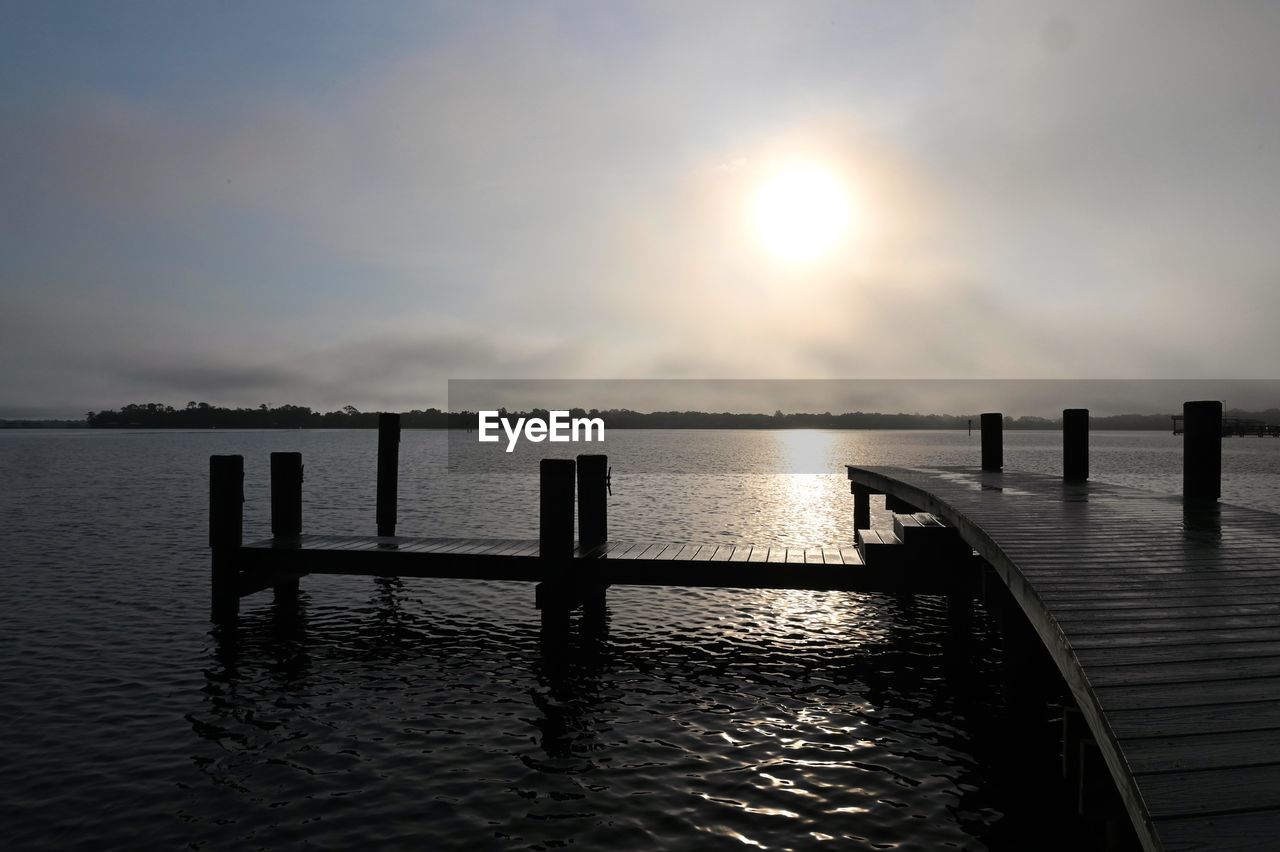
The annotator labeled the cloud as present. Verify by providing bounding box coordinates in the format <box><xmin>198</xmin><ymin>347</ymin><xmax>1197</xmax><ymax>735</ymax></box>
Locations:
<box><xmin>3</xmin><ymin>1</ymin><xmax>1280</xmax><ymax>417</ymax></box>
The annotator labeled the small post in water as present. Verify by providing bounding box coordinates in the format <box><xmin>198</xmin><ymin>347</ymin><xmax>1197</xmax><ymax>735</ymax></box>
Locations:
<box><xmin>376</xmin><ymin>413</ymin><xmax>400</xmax><ymax>537</ymax></box>
<box><xmin>980</xmin><ymin>412</ymin><xmax>1003</xmax><ymax>471</ymax></box>
<box><xmin>270</xmin><ymin>451</ymin><xmax>303</xmax><ymax>598</ymax></box>
<box><xmin>209</xmin><ymin>454</ymin><xmax>244</xmax><ymax>618</ymax></box>
<box><xmin>1063</xmin><ymin>408</ymin><xmax>1088</xmax><ymax>481</ymax></box>
<box><xmin>1183</xmin><ymin>400</ymin><xmax>1222</xmax><ymax>501</ymax></box>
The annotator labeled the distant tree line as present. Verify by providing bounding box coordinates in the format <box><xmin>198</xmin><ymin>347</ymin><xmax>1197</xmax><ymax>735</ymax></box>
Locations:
<box><xmin>0</xmin><ymin>418</ymin><xmax>86</xmax><ymax>428</ymax></box>
<box><xmin>84</xmin><ymin>402</ymin><xmax>468</xmax><ymax>429</ymax></box>
<box><xmin>76</xmin><ymin>401</ymin><xmax>1277</xmax><ymax>430</ymax></box>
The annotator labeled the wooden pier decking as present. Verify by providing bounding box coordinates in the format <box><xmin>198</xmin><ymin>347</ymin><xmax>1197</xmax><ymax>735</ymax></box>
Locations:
<box><xmin>236</xmin><ymin>533</ymin><xmax>967</xmax><ymax>596</ymax></box>
<box><xmin>846</xmin><ymin>464</ymin><xmax>1280</xmax><ymax>852</ymax></box>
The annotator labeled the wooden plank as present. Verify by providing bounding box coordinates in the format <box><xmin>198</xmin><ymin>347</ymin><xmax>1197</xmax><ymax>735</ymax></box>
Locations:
<box><xmin>837</xmin><ymin>544</ymin><xmax>864</xmax><ymax>566</ymax></box>
<box><xmin>1082</xmin><ymin>655</ymin><xmax>1280</xmax><ymax>687</ymax></box>
<box><xmin>625</xmin><ymin>543</ymin><xmax>665</xmax><ymax>560</ymax></box>
<box><xmin>1156</xmin><ymin>807</ymin><xmax>1280</xmax><ymax>852</ymax></box>
<box><xmin>1138</xmin><ymin>763</ymin><xmax>1280</xmax><ymax>818</ymax></box>
<box><xmin>1069</xmin><ymin>627</ymin><xmax>1280</xmax><ymax>650</ymax></box>
<box><xmin>1095</xmin><ymin>676</ymin><xmax>1280</xmax><ymax>709</ymax></box>
<box><xmin>1107</xmin><ymin>700</ymin><xmax>1280</xmax><ymax>739</ymax></box>
<box><xmin>1124</xmin><ymin>727</ymin><xmax>1280</xmax><ymax>773</ymax></box>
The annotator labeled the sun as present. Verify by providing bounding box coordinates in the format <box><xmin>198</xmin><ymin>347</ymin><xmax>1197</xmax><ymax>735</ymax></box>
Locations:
<box><xmin>753</xmin><ymin>164</ymin><xmax>851</xmax><ymax>263</ymax></box>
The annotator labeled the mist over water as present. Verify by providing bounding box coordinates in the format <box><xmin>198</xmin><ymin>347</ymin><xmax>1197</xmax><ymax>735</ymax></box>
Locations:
<box><xmin>1</xmin><ymin>429</ymin><xmax>1277</xmax><ymax>849</ymax></box>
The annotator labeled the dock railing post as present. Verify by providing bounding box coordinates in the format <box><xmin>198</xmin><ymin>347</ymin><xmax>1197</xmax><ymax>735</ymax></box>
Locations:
<box><xmin>1063</xmin><ymin>408</ymin><xmax>1088</xmax><ymax>482</ymax></box>
<box><xmin>376</xmin><ymin>413</ymin><xmax>400</xmax><ymax>537</ymax></box>
<box><xmin>576</xmin><ymin>454</ymin><xmax>608</xmax><ymax>613</ymax></box>
<box><xmin>980</xmin><ymin>412</ymin><xmax>1003</xmax><ymax>471</ymax></box>
<box><xmin>209</xmin><ymin>454</ymin><xmax>244</xmax><ymax>618</ymax></box>
<box><xmin>1183</xmin><ymin>400</ymin><xmax>1222</xmax><ymax>501</ymax></box>
<box><xmin>270</xmin><ymin>451</ymin><xmax>303</xmax><ymax>598</ymax></box>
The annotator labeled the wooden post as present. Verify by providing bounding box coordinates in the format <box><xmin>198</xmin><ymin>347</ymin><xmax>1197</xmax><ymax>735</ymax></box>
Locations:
<box><xmin>981</xmin><ymin>412</ymin><xmax>1003</xmax><ymax>471</ymax></box>
<box><xmin>852</xmin><ymin>484</ymin><xmax>871</xmax><ymax>531</ymax></box>
<box><xmin>536</xmin><ymin>458</ymin><xmax>576</xmax><ymax>613</ymax></box>
<box><xmin>540</xmin><ymin>458</ymin><xmax>575</xmax><ymax>560</ymax></box>
<box><xmin>577</xmin><ymin>454</ymin><xmax>609</xmax><ymax>614</ymax></box>
<box><xmin>1063</xmin><ymin>408</ymin><xmax>1089</xmax><ymax>481</ymax></box>
<box><xmin>376</xmin><ymin>412</ymin><xmax>400</xmax><ymax>537</ymax></box>
<box><xmin>1183</xmin><ymin>400</ymin><xmax>1222</xmax><ymax>501</ymax></box>
<box><xmin>270</xmin><ymin>451</ymin><xmax>303</xmax><ymax>598</ymax></box>
<box><xmin>209</xmin><ymin>454</ymin><xmax>244</xmax><ymax>618</ymax></box>
<box><xmin>576</xmin><ymin>454</ymin><xmax>608</xmax><ymax>550</ymax></box>
<box><xmin>271</xmin><ymin>452</ymin><xmax>303</xmax><ymax>537</ymax></box>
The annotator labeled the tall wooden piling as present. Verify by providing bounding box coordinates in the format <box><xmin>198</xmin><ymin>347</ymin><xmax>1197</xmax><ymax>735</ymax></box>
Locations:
<box><xmin>271</xmin><ymin>452</ymin><xmax>303</xmax><ymax>598</ymax></box>
<box><xmin>539</xmin><ymin>458</ymin><xmax>576</xmax><ymax>559</ymax></box>
<box><xmin>209</xmin><ymin>454</ymin><xmax>244</xmax><ymax>617</ymax></box>
<box><xmin>577</xmin><ymin>454</ymin><xmax>609</xmax><ymax>614</ymax></box>
<box><xmin>981</xmin><ymin>412</ymin><xmax>1003</xmax><ymax>471</ymax></box>
<box><xmin>1063</xmin><ymin>408</ymin><xmax>1089</xmax><ymax>481</ymax></box>
<box><xmin>376</xmin><ymin>413</ymin><xmax>400</xmax><ymax>536</ymax></box>
<box><xmin>536</xmin><ymin>458</ymin><xmax>576</xmax><ymax>613</ymax></box>
<box><xmin>576</xmin><ymin>454</ymin><xmax>608</xmax><ymax>550</ymax></box>
<box><xmin>1183</xmin><ymin>400</ymin><xmax>1222</xmax><ymax>501</ymax></box>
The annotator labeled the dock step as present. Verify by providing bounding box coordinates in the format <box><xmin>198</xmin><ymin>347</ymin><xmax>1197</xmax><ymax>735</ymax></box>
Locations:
<box><xmin>856</xmin><ymin>528</ymin><xmax>906</xmax><ymax>566</ymax></box>
<box><xmin>893</xmin><ymin>512</ymin><xmax>972</xmax><ymax>557</ymax></box>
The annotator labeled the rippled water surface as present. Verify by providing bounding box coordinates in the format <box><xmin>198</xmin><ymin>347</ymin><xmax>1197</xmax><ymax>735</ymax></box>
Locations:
<box><xmin>2</xmin><ymin>429</ymin><xmax>1277</xmax><ymax>850</ymax></box>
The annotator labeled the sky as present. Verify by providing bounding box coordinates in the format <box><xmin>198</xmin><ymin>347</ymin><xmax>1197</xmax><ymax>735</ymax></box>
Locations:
<box><xmin>3</xmin><ymin>1</ymin><xmax>1280</xmax><ymax>418</ymax></box>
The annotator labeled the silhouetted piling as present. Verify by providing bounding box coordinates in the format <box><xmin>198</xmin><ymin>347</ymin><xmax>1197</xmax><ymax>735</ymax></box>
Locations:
<box><xmin>576</xmin><ymin>454</ymin><xmax>608</xmax><ymax>550</ymax></box>
<box><xmin>209</xmin><ymin>454</ymin><xmax>244</xmax><ymax>618</ymax></box>
<box><xmin>376</xmin><ymin>413</ymin><xmax>400</xmax><ymax>536</ymax></box>
<box><xmin>981</xmin><ymin>412</ymin><xmax>1003</xmax><ymax>471</ymax></box>
<box><xmin>1183</xmin><ymin>400</ymin><xmax>1222</xmax><ymax>501</ymax></box>
<box><xmin>576</xmin><ymin>454</ymin><xmax>609</xmax><ymax>613</ymax></box>
<box><xmin>540</xmin><ymin>458</ymin><xmax>576</xmax><ymax>559</ymax></box>
<box><xmin>270</xmin><ymin>451</ymin><xmax>303</xmax><ymax>598</ymax></box>
<box><xmin>536</xmin><ymin>458</ymin><xmax>576</xmax><ymax>614</ymax></box>
<box><xmin>1063</xmin><ymin>408</ymin><xmax>1089</xmax><ymax>481</ymax></box>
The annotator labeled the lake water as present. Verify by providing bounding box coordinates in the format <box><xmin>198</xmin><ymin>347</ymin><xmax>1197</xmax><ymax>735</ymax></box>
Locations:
<box><xmin>2</xmin><ymin>429</ymin><xmax>1277</xmax><ymax>850</ymax></box>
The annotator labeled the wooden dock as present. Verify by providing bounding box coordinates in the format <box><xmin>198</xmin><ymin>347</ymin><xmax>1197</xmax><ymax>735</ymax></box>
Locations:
<box><xmin>846</xmin><ymin>464</ymin><xmax>1280</xmax><ymax>852</ymax></box>
<box><xmin>208</xmin><ymin>399</ymin><xmax>1269</xmax><ymax>851</ymax></box>
<box><xmin>235</xmin><ymin>533</ymin><xmax>970</xmax><ymax>596</ymax></box>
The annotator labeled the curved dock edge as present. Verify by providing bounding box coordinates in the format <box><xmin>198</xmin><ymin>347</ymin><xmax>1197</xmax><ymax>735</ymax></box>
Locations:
<box><xmin>847</xmin><ymin>465</ymin><xmax>1160</xmax><ymax>852</ymax></box>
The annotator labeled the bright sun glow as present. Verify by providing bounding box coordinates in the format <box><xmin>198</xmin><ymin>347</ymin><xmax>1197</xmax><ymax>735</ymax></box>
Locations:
<box><xmin>754</xmin><ymin>164</ymin><xmax>851</xmax><ymax>262</ymax></box>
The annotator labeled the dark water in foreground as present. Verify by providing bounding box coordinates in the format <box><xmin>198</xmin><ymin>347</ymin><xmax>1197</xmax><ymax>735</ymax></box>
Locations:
<box><xmin>2</xmin><ymin>429</ymin><xmax>1277</xmax><ymax>850</ymax></box>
